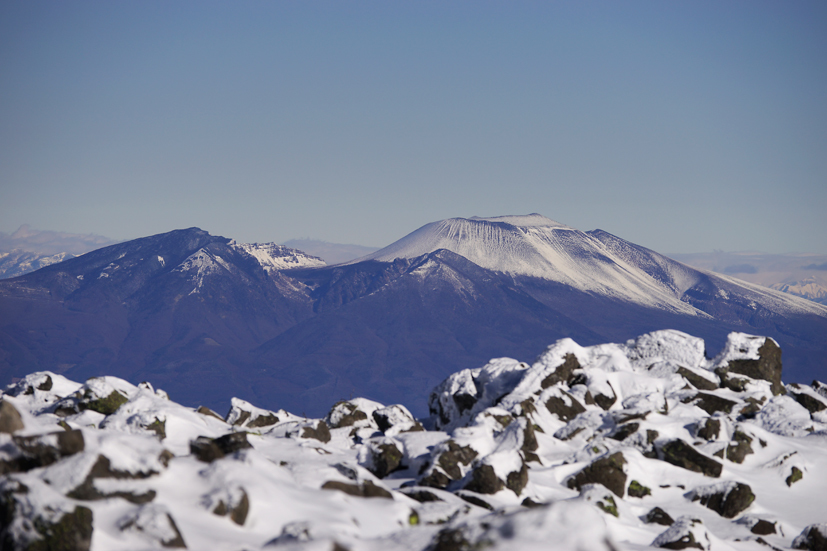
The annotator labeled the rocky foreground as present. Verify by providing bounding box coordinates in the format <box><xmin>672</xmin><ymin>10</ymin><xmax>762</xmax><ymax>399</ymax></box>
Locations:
<box><xmin>1</xmin><ymin>330</ymin><xmax>826</xmax><ymax>550</ymax></box>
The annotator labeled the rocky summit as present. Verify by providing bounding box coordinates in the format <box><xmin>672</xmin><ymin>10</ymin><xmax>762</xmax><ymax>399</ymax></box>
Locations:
<box><xmin>2</xmin><ymin>329</ymin><xmax>826</xmax><ymax>550</ymax></box>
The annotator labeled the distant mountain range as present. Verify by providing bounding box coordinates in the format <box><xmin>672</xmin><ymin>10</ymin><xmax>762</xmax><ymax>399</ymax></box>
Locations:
<box><xmin>1</xmin><ymin>216</ymin><xmax>825</xmax><ymax>416</ymax></box>
<box><xmin>0</xmin><ymin>225</ymin><xmax>118</xmax><ymax>279</ymax></box>
<box><xmin>671</xmin><ymin>251</ymin><xmax>827</xmax><ymax>306</ymax></box>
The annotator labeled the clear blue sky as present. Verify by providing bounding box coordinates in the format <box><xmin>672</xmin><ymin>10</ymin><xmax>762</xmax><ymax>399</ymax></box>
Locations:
<box><xmin>2</xmin><ymin>1</ymin><xmax>825</xmax><ymax>253</ymax></box>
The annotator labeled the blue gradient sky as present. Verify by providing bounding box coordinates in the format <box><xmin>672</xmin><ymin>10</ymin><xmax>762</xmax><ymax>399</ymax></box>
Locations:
<box><xmin>1</xmin><ymin>1</ymin><xmax>825</xmax><ymax>253</ymax></box>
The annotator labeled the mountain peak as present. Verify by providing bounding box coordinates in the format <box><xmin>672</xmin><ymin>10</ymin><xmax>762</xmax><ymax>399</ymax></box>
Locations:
<box><xmin>468</xmin><ymin>213</ymin><xmax>570</xmax><ymax>228</ymax></box>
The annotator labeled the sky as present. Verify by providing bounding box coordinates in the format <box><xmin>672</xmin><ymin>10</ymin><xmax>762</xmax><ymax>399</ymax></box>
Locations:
<box><xmin>1</xmin><ymin>1</ymin><xmax>825</xmax><ymax>253</ymax></box>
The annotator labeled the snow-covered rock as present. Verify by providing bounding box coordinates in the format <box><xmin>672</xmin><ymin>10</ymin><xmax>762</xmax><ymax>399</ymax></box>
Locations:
<box><xmin>2</xmin><ymin>330</ymin><xmax>826</xmax><ymax>550</ymax></box>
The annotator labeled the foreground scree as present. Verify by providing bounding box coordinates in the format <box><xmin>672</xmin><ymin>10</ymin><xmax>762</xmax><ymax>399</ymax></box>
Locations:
<box><xmin>2</xmin><ymin>330</ymin><xmax>826</xmax><ymax>551</ymax></box>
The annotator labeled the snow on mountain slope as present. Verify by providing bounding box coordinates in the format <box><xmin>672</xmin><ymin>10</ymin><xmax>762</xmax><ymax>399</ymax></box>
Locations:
<box><xmin>359</xmin><ymin>214</ymin><xmax>827</xmax><ymax>318</ymax></box>
<box><xmin>3</xmin><ymin>330</ymin><xmax>827</xmax><ymax>551</ymax></box>
<box><xmin>0</xmin><ymin>250</ymin><xmax>76</xmax><ymax>279</ymax></box>
<box><xmin>231</xmin><ymin>242</ymin><xmax>325</xmax><ymax>272</ymax></box>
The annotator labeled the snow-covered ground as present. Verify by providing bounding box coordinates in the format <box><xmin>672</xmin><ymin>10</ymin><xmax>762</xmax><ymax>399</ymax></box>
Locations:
<box><xmin>2</xmin><ymin>330</ymin><xmax>826</xmax><ymax>550</ymax></box>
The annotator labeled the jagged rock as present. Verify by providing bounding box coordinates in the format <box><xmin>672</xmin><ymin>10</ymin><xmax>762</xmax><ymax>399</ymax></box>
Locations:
<box><xmin>144</xmin><ymin>417</ymin><xmax>166</xmax><ymax>440</ymax></box>
<box><xmin>692</xmin><ymin>393</ymin><xmax>737</xmax><ymax>415</ymax></box>
<box><xmin>593</xmin><ymin>383</ymin><xmax>617</xmax><ymax>411</ymax></box>
<box><xmin>566</xmin><ymin>452</ymin><xmax>627</xmax><ymax>497</ymax></box>
<box><xmin>367</xmin><ymin>442</ymin><xmax>403</xmax><ymax>478</ymax></box>
<box><xmin>726</xmin><ymin>338</ymin><xmax>784</xmax><ymax>396</ymax></box>
<box><xmin>652</xmin><ymin>517</ymin><xmax>710</xmax><ymax>550</ymax></box>
<box><xmin>300</xmin><ymin>420</ymin><xmax>331</xmax><ymax>443</ymax></box>
<box><xmin>372</xmin><ymin>404</ymin><xmax>422</xmax><ymax>434</ymax></box>
<box><xmin>644</xmin><ymin>507</ymin><xmax>675</xmax><ymax>526</ymax></box>
<box><xmin>786</xmin><ymin>466</ymin><xmax>803</xmax><ymax>486</ymax></box>
<box><xmin>321</xmin><ymin>480</ymin><xmax>392</xmax><ymax>499</ymax></box>
<box><xmin>506</xmin><ymin>462</ymin><xmax>529</xmax><ymax>496</ymax></box>
<box><xmin>0</xmin><ymin>401</ymin><xmax>24</xmax><ymax>434</ymax></box>
<box><xmin>456</xmin><ymin>492</ymin><xmax>493</xmax><ymax>510</ymax></box>
<box><xmin>1</xmin><ymin>430</ymin><xmax>85</xmax><ymax>474</ymax></box>
<box><xmin>67</xmin><ymin>454</ymin><xmax>161</xmax><ymax>503</ymax></box>
<box><xmin>80</xmin><ymin>388</ymin><xmax>128</xmax><ymax>415</ymax></box>
<box><xmin>660</xmin><ymin>440</ymin><xmax>722</xmax><ymax>477</ymax></box>
<box><xmin>750</xmin><ymin>519</ymin><xmax>777</xmax><ymax>535</ymax></box>
<box><xmin>247</xmin><ymin>413</ymin><xmax>279</xmax><ymax>428</ymax></box>
<box><xmin>326</xmin><ymin>401</ymin><xmax>369</xmax><ymax>429</ymax></box>
<box><xmin>224</xmin><ymin>398</ymin><xmax>280</xmax><ymax>428</ymax></box>
<box><xmin>464</xmin><ymin>464</ymin><xmax>504</xmax><ymax>494</ymax></box>
<box><xmin>610</xmin><ymin>422</ymin><xmax>639</xmax><ymax>441</ymax></box>
<box><xmin>521</xmin><ymin>420</ymin><xmax>540</xmax><ymax>463</ymax></box>
<box><xmin>118</xmin><ymin>504</ymin><xmax>187</xmax><ymax>548</ymax></box>
<box><xmin>725</xmin><ymin>430</ymin><xmax>753</xmax><ymax>463</ymax></box>
<box><xmin>690</xmin><ymin>481</ymin><xmax>755</xmax><ymax>518</ymax></box>
<box><xmin>695</xmin><ymin>418</ymin><xmax>720</xmax><ymax>441</ymax></box>
<box><xmin>738</xmin><ymin>397</ymin><xmax>764</xmax><ymax>419</ymax></box>
<box><xmin>521</xmin><ymin>496</ymin><xmax>544</xmax><ymax>508</ymax></box>
<box><xmin>400</xmin><ymin>488</ymin><xmax>442</xmax><ymax>503</ymax></box>
<box><xmin>790</xmin><ymin>389</ymin><xmax>827</xmax><ymax>414</ymax></box>
<box><xmin>545</xmin><ymin>390</ymin><xmax>586</xmax><ymax>422</ymax></box>
<box><xmin>429</xmin><ymin>527</ymin><xmax>474</xmax><ymax>551</ymax></box>
<box><xmin>541</xmin><ymin>353</ymin><xmax>580</xmax><ymax>388</ymax></box>
<box><xmin>628</xmin><ymin>480</ymin><xmax>651</xmax><ymax>498</ymax></box>
<box><xmin>9</xmin><ymin>505</ymin><xmax>94</xmax><ymax>551</ymax></box>
<box><xmin>676</xmin><ymin>367</ymin><xmax>718</xmax><ymax>391</ymax></box>
<box><xmin>429</xmin><ymin>440</ymin><xmax>477</xmax><ymax>482</ymax></box>
<box><xmin>211</xmin><ymin>489</ymin><xmax>249</xmax><ymax>526</ymax></box>
<box><xmin>195</xmin><ymin>405</ymin><xmax>224</xmax><ymax>421</ymax></box>
<box><xmin>793</xmin><ymin>524</ymin><xmax>827</xmax><ymax>550</ymax></box>
<box><xmin>190</xmin><ymin>432</ymin><xmax>252</xmax><ymax>462</ymax></box>
<box><xmin>419</xmin><ymin>469</ymin><xmax>452</xmax><ymax>489</ymax></box>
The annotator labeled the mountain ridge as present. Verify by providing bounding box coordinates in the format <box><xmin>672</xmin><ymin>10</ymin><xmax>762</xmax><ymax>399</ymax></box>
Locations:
<box><xmin>1</xmin><ymin>217</ymin><xmax>826</xmax><ymax>417</ymax></box>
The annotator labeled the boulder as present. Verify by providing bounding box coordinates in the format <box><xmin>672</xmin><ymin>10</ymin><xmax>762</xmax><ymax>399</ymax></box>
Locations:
<box><xmin>367</xmin><ymin>442</ymin><xmax>404</xmax><ymax>478</ymax></box>
<box><xmin>195</xmin><ymin>406</ymin><xmax>224</xmax><ymax>421</ymax></box>
<box><xmin>211</xmin><ymin>488</ymin><xmax>249</xmax><ymax>526</ymax></box>
<box><xmin>0</xmin><ymin>401</ymin><xmax>24</xmax><ymax>434</ymax></box>
<box><xmin>725</xmin><ymin>338</ymin><xmax>784</xmax><ymax>396</ymax></box>
<box><xmin>566</xmin><ymin>452</ymin><xmax>627</xmax><ymax>497</ymax></box>
<box><xmin>326</xmin><ymin>401</ymin><xmax>369</xmax><ymax>429</ymax></box>
<box><xmin>652</xmin><ymin>517</ymin><xmax>710</xmax><ymax>550</ymax></box>
<box><xmin>660</xmin><ymin>440</ymin><xmax>722</xmax><ymax>477</ymax></box>
<box><xmin>372</xmin><ymin>404</ymin><xmax>423</xmax><ymax>434</ymax></box>
<box><xmin>300</xmin><ymin>420</ymin><xmax>331</xmax><ymax>443</ymax></box>
<box><xmin>692</xmin><ymin>393</ymin><xmax>737</xmax><ymax>415</ymax></box>
<box><xmin>463</xmin><ymin>464</ymin><xmax>504</xmax><ymax>495</ymax></box>
<box><xmin>644</xmin><ymin>507</ymin><xmax>675</xmax><ymax>526</ymax></box>
<box><xmin>695</xmin><ymin>418</ymin><xmax>720</xmax><ymax>441</ymax></box>
<box><xmin>690</xmin><ymin>481</ymin><xmax>755</xmax><ymax>519</ymax></box>
<box><xmin>433</xmin><ymin>440</ymin><xmax>477</xmax><ymax>481</ymax></box>
<box><xmin>190</xmin><ymin>432</ymin><xmax>252</xmax><ymax>462</ymax></box>
<box><xmin>628</xmin><ymin>480</ymin><xmax>651</xmax><ymax>498</ymax></box>
<box><xmin>545</xmin><ymin>390</ymin><xmax>586</xmax><ymax>422</ymax></box>
<box><xmin>725</xmin><ymin>430</ymin><xmax>753</xmax><ymax>464</ymax></box>
<box><xmin>793</xmin><ymin>524</ymin><xmax>827</xmax><ymax>551</ymax></box>
<box><xmin>321</xmin><ymin>480</ymin><xmax>392</xmax><ymax>499</ymax></box>
<box><xmin>2</xmin><ymin>430</ymin><xmax>85</xmax><ymax>474</ymax></box>
<box><xmin>541</xmin><ymin>353</ymin><xmax>580</xmax><ymax>388</ymax></box>
<box><xmin>786</xmin><ymin>466</ymin><xmax>803</xmax><ymax>486</ymax></box>
<box><xmin>676</xmin><ymin>367</ymin><xmax>718</xmax><ymax>391</ymax></box>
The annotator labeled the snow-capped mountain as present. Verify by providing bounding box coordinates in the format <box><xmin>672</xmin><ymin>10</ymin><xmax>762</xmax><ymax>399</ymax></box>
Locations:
<box><xmin>3</xmin><ymin>330</ymin><xmax>826</xmax><ymax>551</ymax></box>
<box><xmin>0</xmin><ymin>250</ymin><xmax>76</xmax><ymax>279</ymax></box>
<box><xmin>771</xmin><ymin>277</ymin><xmax>827</xmax><ymax>305</ymax></box>
<box><xmin>1</xmin><ymin>220</ymin><xmax>826</xmax><ymax>419</ymax></box>
<box><xmin>359</xmin><ymin>214</ymin><xmax>825</xmax><ymax>318</ymax></box>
